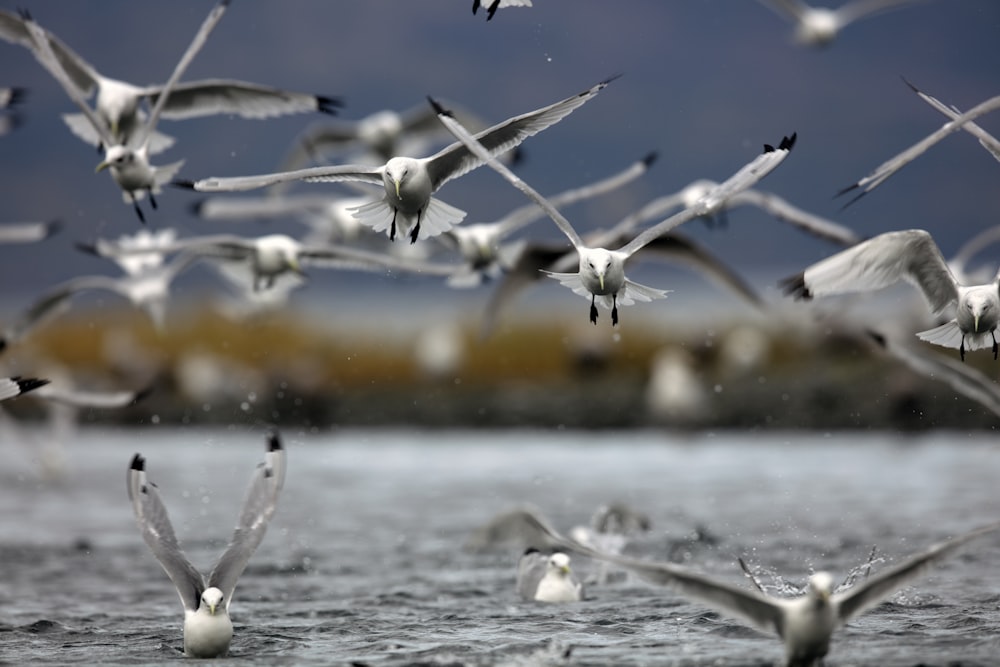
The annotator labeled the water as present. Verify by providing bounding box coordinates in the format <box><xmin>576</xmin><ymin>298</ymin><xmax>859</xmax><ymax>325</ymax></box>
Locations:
<box><xmin>1</xmin><ymin>428</ymin><xmax>999</xmax><ymax>666</ymax></box>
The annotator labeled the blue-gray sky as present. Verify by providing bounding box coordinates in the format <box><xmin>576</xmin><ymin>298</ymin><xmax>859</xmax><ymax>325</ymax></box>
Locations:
<box><xmin>2</xmin><ymin>0</ymin><xmax>999</xmax><ymax>319</ymax></box>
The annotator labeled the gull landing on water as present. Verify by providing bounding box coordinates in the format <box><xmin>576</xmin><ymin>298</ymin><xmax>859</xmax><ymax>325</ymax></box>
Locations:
<box><xmin>127</xmin><ymin>430</ymin><xmax>286</xmax><ymax>658</ymax></box>
<box><xmin>781</xmin><ymin>229</ymin><xmax>1000</xmax><ymax>361</ymax></box>
<box><xmin>17</xmin><ymin>2</ymin><xmax>231</xmax><ymax>223</ymax></box>
<box><xmin>177</xmin><ymin>78</ymin><xmax>616</xmax><ymax>244</ymax></box>
<box><xmin>433</xmin><ymin>97</ymin><xmax>795</xmax><ymax>325</ymax></box>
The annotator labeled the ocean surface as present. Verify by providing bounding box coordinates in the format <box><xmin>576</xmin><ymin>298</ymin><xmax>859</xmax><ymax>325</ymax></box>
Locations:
<box><xmin>1</xmin><ymin>428</ymin><xmax>998</xmax><ymax>666</ymax></box>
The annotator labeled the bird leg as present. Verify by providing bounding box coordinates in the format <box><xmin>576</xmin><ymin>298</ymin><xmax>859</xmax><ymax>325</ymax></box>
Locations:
<box><xmin>993</xmin><ymin>332</ymin><xmax>998</xmax><ymax>360</ymax></box>
<box><xmin>389</xmin><ymin>209</ymin><xmax>398</xmax><ymax>242</ymax></box>
<box><xmin>960</xmin><ymin>337</ymin><xmax>966</xmax><ymax>362</ymax></box>
<box><xmin>148</xmin><ymin>190</ymin><xmax>158</xmax><ymax>210</ymax></box>
<box><xmin>410</xmin><ymin>209</ymin><xmax>422</xmax><ymax>244</ymax></box>
<box><xmin>589</xmin><ymin>294</ymin><xmax>598</xmax><ymax>325</ymax></box>
<box><xmin>611</xmin><ymin>294</ymin><xmax>619</xmax><ymax>326</ymax></box>
<box><xmin>131</xmin><ymin>194</ymin><xmax>146</xmax><ymax>224</ymax></box>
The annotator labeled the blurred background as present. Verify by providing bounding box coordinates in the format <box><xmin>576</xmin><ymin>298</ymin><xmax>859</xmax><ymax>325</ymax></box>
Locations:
<box><xmin>2</xmin><ymin>0</ymin><xmax>999</xmax><ymax>430</ymax></box>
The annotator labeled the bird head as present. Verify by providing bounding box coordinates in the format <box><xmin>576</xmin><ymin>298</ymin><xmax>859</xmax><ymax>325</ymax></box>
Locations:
<box><xmin>548</xmin><ymin>552</ymin><xmax>573</xmax><ymax>577</ymax></box>
<box><xmin>964</xmin><ymin>290</ymin><xmax>995</xmax><ymax>333</ymax></box>
<box><xmin>201</xmin><ymin>587</ymin><xmax>225</xmax><ymax>615</ymax></box>
<box><xmin>806</xmin><ymin>572</ymin><xmax>834</xmax><ymax>603</ymax></box>
<box><xmin>384</xmin><ymin>158</ymin><xmax>410</xmax><ymax>200</ymax></box>
<box><xmin>96</xmin><ymin>145</ymin><xmax>133</xmax><ymax>173</ymax></box>
<box><xmin>583</xmin><ymin>249</ymin><xmax>614</xmax><ymax>292</ymax></box>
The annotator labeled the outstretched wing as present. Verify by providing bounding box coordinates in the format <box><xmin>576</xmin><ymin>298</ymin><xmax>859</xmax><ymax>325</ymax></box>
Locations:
<box><xmin>127</xmin><ymin>454</ymin><xmax>205</xmax><ymax>612</ymax></box>
<box><xmin>208</xmin><ymin>430</ymin><xmax>287</xmax><ymax>609</ymax></box>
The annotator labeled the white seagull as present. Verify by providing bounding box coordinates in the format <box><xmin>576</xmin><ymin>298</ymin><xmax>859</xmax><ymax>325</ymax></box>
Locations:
<box><xmin>177</xmin><ymin>78</ymin><xmax>616</xmax><ymax>244</ymax></box>
<box><xmin>434</xmin><ymin>97</ymin><xmax>795</xmax><ymax>325</ymax></box>
<box><xmin>516</xmin><ymin>549</ymin><xmax>584</xmax><ymax>603</ymax></box>
<box><xmin>839</xmin><ymin>93</ymin><xmax>1000</xmax><ymax>206</ymax></box>
<box><xmin>496</xmin><ymin>507</ymin><xmax>1000</xmax><ymax>667</ymax></box>
<box><xmin>17</xmin><ymin>2</ymin><xmax>229</xmax><ymax>222</ymax></box>
<box><xmin>127</xmin><ymin>430</ymin><xmax>286</xmax><ymax>658</ymax></box>
<box><xmin>757</xmin><ymin>0</ymin><xmax>931</xmax><ymax>47</ymax></box>
<box><xmin>0</xmin><ymin>8</ymin><xmax>338</xmax><ymax>152</ymax></box>
<box><xmin>781</xmin><ymin>229</ymin><xmax>1000</xmax><ymax>361</ymax></box>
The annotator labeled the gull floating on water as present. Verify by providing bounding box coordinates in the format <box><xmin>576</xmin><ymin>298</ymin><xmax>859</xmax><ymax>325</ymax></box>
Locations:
<box><xmin>0</xmin><ymin>9</ymin><xmax>337</xmax><ymax>152</ymax></box>
<box><xmin>757</xmin><ymin>0</ymin><xmax>930</xmax><ymax>47</ymax></box>
<box><xmin>434</xmin><ymin>97</ymin><xmax>794</xmax><ymax>325</ymax></box>
<box><xmin>516</xmin><ymin>549</ymin><xmax>584</xmax><ymax>603</ymax></box>
<box><xmin>838</xmin><ymin>92</ymin><xmax>1000</xmax><ymax>207</ymax></box>
<box><xmin>781</xmin><ymin>229</ymin><xmax>1000</xmax><ymax>361</ymax></box>
<box><xmin>127</xmin><ymin>430</ymin><xmax>286</xmax><ymax>658</ymax></box>
<box><xmin>177</xmin><ymin>78</ymin><xmax>616</xmax><ymax>244</ymax></box>
<box><xmin>17</xmin><ymin>2</ymin><xmax>229</xmax><ymax>222</ymax></box>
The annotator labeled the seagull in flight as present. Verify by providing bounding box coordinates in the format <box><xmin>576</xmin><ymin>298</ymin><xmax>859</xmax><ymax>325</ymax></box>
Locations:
<box><xmin>17</xmin><ymin>2</ymin><xmax>230</xmax><ymax>222</ymax></box>
<box><xmin>177</xmin><ymin>77</ymin><xmax>617</xmax><ymax>244</ymax></box>
<box><xmin>127</xmin><ymin>430</ymin><xmax>286</xmax><ymax>658</ymax></box>
<box><xmin>0</xmin><ymin>8</ymin><xmax>338</xmax><ymax>152</ymax></box>
<box><xmin>433</xmin><ymin>97</ymin><xmax>795</xmax><ymax>325</ymax></box>
<box><xmin>781</xmin><ymin>229</ymin><xmax>1000</xmax><ymax>361</ymax></box>
<box><xmin>757</xmin><ymin>0</ymin><xmax>931</xmax><ymax>47</ymax></box>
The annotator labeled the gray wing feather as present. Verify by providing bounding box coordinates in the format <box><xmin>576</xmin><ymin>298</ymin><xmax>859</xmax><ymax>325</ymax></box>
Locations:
<box><xmin>0</xmin><ymin>9</ymin><xmax>99</xmax><ymax>97</ymax></box>
<box><xmin>127</xmin><ymin>454</ymin><xmax>205</xmax><ymax>612</ymax></box>
<box><xmin>144</xmin><ymin>79</ymin><xmax>328</xmax><ymax>120</ymax></box>
<box><xmin>190</xmin><ymin>164</ymin><xmax>382</xmax><ymax>193</ymax></box>
<box><xmin>515</xmin><ymin>551</ymin><xmax>550</xmax><ymax>600</ymax></box>
<box><xmin>426</xmin><ymin>78</ymin><xmax>614</xmax><ymax>191</ymax></box>
<box><xmin>835</xmin><ymin>521</ymin><xmax>1000</xmax><ymax>623</ymax></box>
<box><xmin>208</xmin><ymin>430</ymin><xmax>287</xmax><ymax>609</ymax></box>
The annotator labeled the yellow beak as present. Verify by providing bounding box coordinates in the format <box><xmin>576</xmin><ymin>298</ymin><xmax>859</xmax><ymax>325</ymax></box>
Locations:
<box><xmin>110</xmin><ymin>119</ymin><xmax>119</xmax><ymax>138</ymax></box>
<box><xmin>599</xmin><ymin>275</ymin><xmax>605</xmax><ymax>291</ymax></box>
<box><xmin>394</xmin><ymin>179</ymin><xmax>401</xmax><ymax>200</ymax></box>
<box><xmin>208</xmin><ymin>603</ymin><xmax>217</xmax><ymax>615</ymax></box>
<box><xmin>95</xmin><ymin>161</ymin><xmax>110</xmax><ymax>173</ymax></box>
<box><xmin>975</xmin><ymin>314</ymin><xmax>981</xmax><ymax>332</ymax></box>
<box><xmin>560</xmin><ymin>565</ymin><xmax>571</xmax><ymax>575</ymax></box>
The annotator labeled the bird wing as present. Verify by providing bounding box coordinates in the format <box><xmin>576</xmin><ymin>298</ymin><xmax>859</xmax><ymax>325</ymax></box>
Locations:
<box><xmin>835</xmin><ymin>521</ymin><xmax>1000</xmax><ymax>623</ymax></box>
<box><xmin>478</xmin><ymin>243</ymin><xmax>572</xmax><ymax>338</ymax></box>
<box><xmin>496</xmin><ymin>152</ymin><xmax>657</xmax><ymax>238</ymax></box>
<box><xmin>0</xmin><ymin>377</ymin><xmax>50</xmax><ymax>402</ymax></box>
<box><xmin>127</xmin><ymin>454</ymin><xmax>205</xmax><ymax>612</ymax></box>
<box><xmin>208</xmin><ymin>430</ymin><xmax>287</xmax><ymax>609</ymax></box>
<box><xmin>781</xmin><ymin>229</ymin><xmax>959</xmax><ymax>314</ymax></box>
<box><xmin>838</xmin><ymin>94</ymin><xmax>1000</xmax><ymax>205</ymax></box>
<box><xmin>16</xmin><ymin>10</ymin><xmax>114</xmax><ymax>147</ymax></box>
<box><xmin>5</xmin><ymin>275</ymin><xmax>121</xmax><ymax>344</ymax></box>
<box><xmin>0</xmin><ymin>9</ymin><xmax>99</xmax><ymax>97</ymax></box>
<box><xmin>904</xmin><ymin>78</ymin><xmax>1000</xmax><ymax>164</ymax></box>
<box><xmin>432</xmin><ymin>98</ymin><xmax>585</xmax><ymax>248</ymax></box>
<box><xmin>756</xmin><ymin>0</ymin><xmax>810</xmax><ymax>22</ymax></box>
<box><xmin>300</xmin><ymin>244</ymin><xmax>462</xmax><ymax>277</ymax></box>
<box><xmin>515</xmin><ymin>550</ymin><xmax>550</xmax><ymax>600</ymax></box>
<box><xmin>142</xmin><ymin>78</ymin><xmax>338</xmax><ymax>120</ymax></box>
<box><xmin>837</xmin><ymin>0</ymin><xmax>927</xmax><ymax>25</ymax></box>
<box><xmin>618</xmin><ymin>134</ymin><xmax>796</xmax><ymax>256</ymax></box>
<box><xmin>34</xmin><ymin>384</ymin><xmax>148</xmax><ymax>409</ymax></box>
<box><xmin>184</xmin><ymin>163</ymin><xmax>382</xmax><ymax>193</ymax></box>
<box><xmin>0</xmin><ymin>220</ymin><xmax>60</xmax><ymax>244</ymax></box>
<box><xmin>465</xmin><ymin>506</ymin><xmax>577</xmax><ymax>553</ymax></box>
<box><xmin>425</xmin><ymin>77</ymin><xmax>615</xmax><ymax>191</ymax></box>
<box><xmin>726</xmin><ymin>189</ymin><xmax>861</xmax><ymax>247</ymax></box>
<box><xmin>133</xmin><ymin>0</ymin><xmax>229</xmax><ymax>149</ymax></box>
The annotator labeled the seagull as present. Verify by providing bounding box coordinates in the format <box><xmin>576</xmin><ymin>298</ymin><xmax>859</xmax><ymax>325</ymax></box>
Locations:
<box><xmin>757</xmin><ymin>0</ymin><xmax>931</xmax><ymax>47</ymax></box>
<box><xmin>473</xmin><ymin>0</ymin><xmax>534</xmax><ymax>21</ymax></box>
<box><xmin>0</xmin><ymin>376</ymin><xmax>49</xmax><ymax>402</ymax></box>
<box><xmin>493</xmin><ymin>507</ymin><xmax>1000</xmax><ymax>667</ymax></box>
<box><xmin>904</xmin><ymin>78</ymin><xmax>1000</xmax><ymax>164</ymax></box>
<box><xmin>84</xmin><ymin>231</ymin><xmax>461</xmax><ymax>292</ymax></box>
<box><xmin>517</xmin><ymin>549</ymin><xmax>584</xmax><ymax>603</ymax></box>
<box><xmin>838</xmin><ymin>93</ymin><xmax>1000</xmax><ymax>206</ymax></box>
<box><xmin>127</xmin><ymin>430</ymin><xmax>286</xmax><ymax>658</ymax></box>
<box><xmin>177</xmin><ymin>77</ymin><xmax>617</xmax><ymax>244</ymax></box>
<box><xmin>780</xmin><ymin>229</ymin><xmax>1000</xmax><ymax>361</ymax></box>
<box><xmin>0</xmin><ymin>9</ymin><xmax>338</xmax><ymax>152</ymax></box>
<box><xmin>437</xmin><ymin>152</ymin><xmax>657</xmax><ymax>287</ymax></box>
<box><xmin>3</xmin><ymin>249</ymin><xmax>205</xmax><ymax>342</ymax></box>
<box><xmin>434</xmin><ymin>97</ymin><xmax>795</xmax><ymax>325</ymax></box>
<box><xmin>0</xmin><ymin>220</ymin><xmax>60</xmax><ymax>244</ymax></box>
<box><xmin>17</xmin><ymin>2</ymin><xmax>230</xmax><ymax>222</ymax></box>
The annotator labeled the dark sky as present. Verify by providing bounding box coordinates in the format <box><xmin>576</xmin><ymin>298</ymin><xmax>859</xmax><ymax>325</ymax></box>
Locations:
<box><xmin>2</xmin><ymin>0</ymin><xmax>999</xmax><ymax>320</ymax></box>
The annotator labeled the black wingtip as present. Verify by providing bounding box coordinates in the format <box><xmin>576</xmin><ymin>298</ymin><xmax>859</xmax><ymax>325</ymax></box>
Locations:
<box><xmin>834</xmin><ymin>183</ymin><xmax>866</xmax><ymax>210</ymax></box>
<box><xmin>130</xmin><ymin>453</ymin><xmax>145</xmax><ymax>472</ymax></box>
<box><xmin>44</xmin><ymin>219</ymin><xmax>62</xmax><ymax>237</ymax></box>
<box><xmin>641</xmin><ymin>151</ymin><xmax>658</xmax><ymax>168</ymax></box>
<box><xmin>6</xmin><ymin>87</ymin><xmax>27</xmax><ymax>107</ymax></box>
<box><xmin>316</xmin><ymin>95</ymin><xmax>342</xmax><ymax>115</ymax></box>
<box><xmin>170</xmin><ymin>179</ymin><xmax>196</xmax><ymax>191</ymax></box>
<box><xmin>14</xmin><ymin>376</ymin><xmax>49</xmax><ymax>395</ymax></box>
<box><xmin>778</xmin><ymin>272</ymin><xmax>811</xmax><ymax>300</ymax></box>
<box><xmin>266</xmin><ymin>428</ymin><xmax>283</xmax><ymax>452</ymax></box>
<box><xmin>486</xmin><ymin>0</ymin><xmax>500</xmax><ymax>20</ymax></box>
<box><xmin>778</xmin><ymin>132</ymin><xmax>797</xmax><ymax>151</ymax></box>
<box><xmin>763</xmin><ymin>143</ymin><xmax>775</xmax><ymax>153</ymax></box>
<box><xmin>523</xmin><ymin>546</ymin><xmax>540</xmax><ymax>556</ymax></box>
<box><xmin>187</xmin><ymin>199</ymin><xmax>207</xmax><ymax>217</ymax></box>
<box><xmin>900</xmin><ymin>75</ymin><xmax>920</xmax><ymax>94</ymax></box>
<box><xmin>131</xmin><ymin>386</ymin><xmax>155</xmax><ymax>404</ymax></box>
<box><xmin>427</xmin><ymin>96</ymin><xmax>451</xmax><ymax>117</ymax></box>
<box><xmin>472</xmin><ymin>0</ymin><xmax>481</xmax><ymax>15</ymax></box>
<box><xmin>597</xmin><ymin>73</ymin><xmax>624</xmax><ymax>89</ymax></box>
<box><xmin>74</xmin><ymin>241</ymin><xmax>99</xmax><ymax>256</ymax></box>
<box><xmin>864</xmin><ymin>329</ymin><xmax>888</xmax><ymax>349</ymax></box>
<box><xmin>17</xmin><ymin>8</ymin><xmax>32</xmax><ymax>21</ymax></box>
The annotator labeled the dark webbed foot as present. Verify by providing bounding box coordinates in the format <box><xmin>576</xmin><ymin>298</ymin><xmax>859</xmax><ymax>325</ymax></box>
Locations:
<box><xmin>389</xmin><ymin>209</ymin><xmax>398</xmax><ymax>242</ymax></box>
<box><xmin>589</xmin><ymin>295</ymin><xmax>598</xmax><ymax>325</ymax></box>
<box><xmin>993</xmin><ymin>332</ymin><xmax>998</xmax><ymax>360</ymax></box>
<box><xmin>960</xmin><ymin>338</ymin><xmax>966</xmax><ymax>362</ymax></box>
<box><xmin>409</xmin><ymin>223</ymin><xmax>420</xmax><ymax>244</ymax></box>
<box><xmin>132</xmin><ymin>197</ymin><xmax>146</xmax><ymax>224</ymax></box>
<box><xmin>149</xmin><ymin>191</ymin><xmax>158</xmax><ymax>210</ymax></box>
<box><xmin>611</xmin><ymin>296</ymin><xmax>619</xmax><ymax>326</ymax></box>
